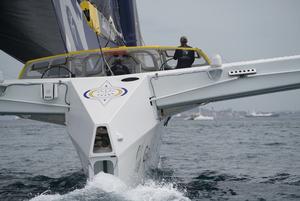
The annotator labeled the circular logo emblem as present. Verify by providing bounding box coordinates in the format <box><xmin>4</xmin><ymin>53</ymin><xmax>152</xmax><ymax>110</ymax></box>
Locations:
<box><xmin>83</xmin><ymin>81</ymin><xmax>128</xmax><ymax>105</ymax></box>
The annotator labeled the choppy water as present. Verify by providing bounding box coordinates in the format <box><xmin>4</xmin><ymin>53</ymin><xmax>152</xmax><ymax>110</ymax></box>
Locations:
<box><xmin>0</xmin><ymin>113</ymin><xmax>300</xmax><ymax>201</ymax></box>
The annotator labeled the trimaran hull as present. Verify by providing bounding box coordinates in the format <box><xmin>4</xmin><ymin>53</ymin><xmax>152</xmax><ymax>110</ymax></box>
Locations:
<box><xmin>1</xmin><ymin>56</ymin><xmax>300</xmax><ymax>184</ymax></box>
<box><xmin>1</xmin><ymin>0</ymin><xmax>300</xmax><ymax>185</ymax></box>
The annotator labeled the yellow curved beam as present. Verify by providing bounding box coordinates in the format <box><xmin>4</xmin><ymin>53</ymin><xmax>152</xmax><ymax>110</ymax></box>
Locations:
<box><xmin>19</xmin><ymin>46</ymin><xmax>211</xmax><ymax>79</ymax></box>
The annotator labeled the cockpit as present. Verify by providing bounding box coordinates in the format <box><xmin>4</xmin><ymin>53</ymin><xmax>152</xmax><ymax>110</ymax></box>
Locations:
<box><xmin>18</xmin><ymin>46</ymin><xmax>211</xmax><ymax>79</ymax></box>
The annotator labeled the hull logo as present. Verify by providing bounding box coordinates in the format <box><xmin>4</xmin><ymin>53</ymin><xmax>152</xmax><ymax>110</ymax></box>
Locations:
<box><xmin>83</xmin><ymin>81</ymin><xmax>128</xmax><ymax>105</ymax></box>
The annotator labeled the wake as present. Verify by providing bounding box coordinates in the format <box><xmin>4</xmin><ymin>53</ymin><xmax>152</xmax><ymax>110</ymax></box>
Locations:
<box><xmin>30</xmin><ymin>172</ymin><xmax>190</xmax><ymax>201</ymax></box>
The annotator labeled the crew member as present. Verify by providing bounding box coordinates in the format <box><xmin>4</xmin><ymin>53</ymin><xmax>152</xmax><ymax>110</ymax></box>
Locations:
<box><xmin>107</xmin><ymin>58</ymin><xmax>130</xmax><ymax>76</ymax></box>
<box><xmin>173</xmin><ymin>36</ymin><xmax>195</xmax><ymax>69</ymax></box>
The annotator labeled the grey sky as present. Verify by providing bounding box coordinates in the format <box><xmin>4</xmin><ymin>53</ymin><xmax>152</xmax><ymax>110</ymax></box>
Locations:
<box><xmin>1</xmin><ymin>0</ymin><xmax>300</xmax><ymax>111</ymax></box>
<box><xmin>138</xmin><ymin>0</ymin><xmax>300</xmax><ymax>112</ymax></box>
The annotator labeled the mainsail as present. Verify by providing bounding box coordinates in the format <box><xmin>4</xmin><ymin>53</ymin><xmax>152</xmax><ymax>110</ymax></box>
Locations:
<box><xmin>0</xmin><ymin>0</ymin><xmax>142</xmax><ymax>63</ymax></box>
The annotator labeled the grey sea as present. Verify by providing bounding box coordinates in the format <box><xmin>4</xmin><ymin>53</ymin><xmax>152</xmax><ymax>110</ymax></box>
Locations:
<box><xmin>0</xmin><ymin>113</ymin><xmax>300</xmax><ymax>201</ymax></box>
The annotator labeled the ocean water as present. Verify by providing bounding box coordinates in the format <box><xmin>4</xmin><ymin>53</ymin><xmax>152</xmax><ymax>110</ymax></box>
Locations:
<box><xmin>0</xmin><ymin>113</ymin><xmax>300</xmax><ymax>201</ymax></box>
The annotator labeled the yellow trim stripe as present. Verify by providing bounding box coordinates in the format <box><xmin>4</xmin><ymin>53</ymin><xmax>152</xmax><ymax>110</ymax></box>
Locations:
<box><xmin>114</xmin><ymin>89</ymin><xmax>123</xmax><ymax>96</ymax></box>
<box><xmin>19</xmin><ymin>46</ymin><xmax>211</xmax><ymax>79</ymax></box>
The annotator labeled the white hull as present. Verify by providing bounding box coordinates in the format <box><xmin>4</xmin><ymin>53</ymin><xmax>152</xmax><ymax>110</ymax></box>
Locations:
<box><xmin>65</xmin><ymin>75</ymin><xmax>165</xmax><ymax>184</ymax></box>
<box><xmin>1</xmin><ymin>52</ymin><xmax>300</xmax><ymax>184</ymax></box>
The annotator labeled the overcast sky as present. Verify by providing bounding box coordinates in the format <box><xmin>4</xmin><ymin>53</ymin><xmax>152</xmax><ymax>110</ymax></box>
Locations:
<box><xmin>1</xmin><ymin>0</ymin><xmax>300</xmax><ymax>111</ymax></box>
<box><xmin>138</xmin><ymin>0</ymin><xmax>300</xmax><ymax>112</ymax></box>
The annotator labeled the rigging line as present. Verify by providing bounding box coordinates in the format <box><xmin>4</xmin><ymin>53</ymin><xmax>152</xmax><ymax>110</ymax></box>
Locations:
<box><xmin>87</xmin><ymin>1</ymin><xmax>115</xmax><ymax>75</ymax></box>
<box><xmin>81</xmin><ymin>1</ymin><xmax>113</xmax><ymax>75</ymax></box>
<box><xmin>104</xmin><ymin>26</ymin><xmax>112</xmax><ymax>47</ymax></box>
<box><xmin>95</xmin><ymin>34</ymin><xmax>114</xmax><ymax>75</ymax></box>
<box><xmin>89</xmin><ymin>1</ymin><xmax>111</xmax><ymax>47</ymax></box>
<box><xmin>50</xmin><ymin>0</ymin><xmax>69</xmax><ymax>54</ymax></box>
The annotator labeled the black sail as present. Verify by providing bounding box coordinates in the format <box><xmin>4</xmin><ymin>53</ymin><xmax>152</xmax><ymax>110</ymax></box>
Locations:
<box><xmin>0</xmin><ymin>0</ymin><xmax>66</xmax><ymax>63</ymax></box>
<box><xmin>0</xmin><ymin>0</ymin><xmax>142</xmax><ymax>63</ymax></box>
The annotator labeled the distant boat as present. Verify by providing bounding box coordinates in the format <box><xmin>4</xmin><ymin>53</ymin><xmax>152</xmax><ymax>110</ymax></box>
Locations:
<box><xmin>0</xmin><ymin>115</ymin><xmax>20</xmax><ymax>120</ymax></box>
<box><xmin>174</xmin><ymin>113</ymin><xmax>182</xmax><ymax>118</ymax></box>
<box><xmin>184</xmin><ymin>109</ymin><xmax>214</xmax><ymax>121</ymax></box>
<box><xmin>245</xmin><ymin>111</ymin><xmax>279</xmax><ymax>118</ymax></box>
<box><xmin>194</xmin><ymin>114</ymin><xmax>214</xmax><ymax>120</ymax></box>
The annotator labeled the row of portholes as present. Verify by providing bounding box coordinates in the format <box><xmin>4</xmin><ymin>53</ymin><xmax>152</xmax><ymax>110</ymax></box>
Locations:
<box><xmin>229</xmin><ymin>68</ymin><xmax>256</xmax><ymax>75</ymax></box>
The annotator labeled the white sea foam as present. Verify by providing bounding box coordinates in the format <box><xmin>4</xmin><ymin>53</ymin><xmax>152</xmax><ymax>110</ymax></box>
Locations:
<box><xmin>30</xmin><ymin>172</ymin><xmax>190</xmax><ymax>201</ymax></box>
<box><xmin>125</xmin><ymin>180</ymin><xmax>190</xmax><ymax>201</ymax></box>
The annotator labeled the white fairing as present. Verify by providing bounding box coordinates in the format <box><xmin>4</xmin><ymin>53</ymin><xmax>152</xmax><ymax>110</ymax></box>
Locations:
<box><xmin>66</xmin><ymin>75</ymin><xmax>163</xmax><ymax>184</ymax></box>
<box><xmin>210</xmin><ymin>54</ymin><xmax>222</xmax><ymax>67</ymax></box>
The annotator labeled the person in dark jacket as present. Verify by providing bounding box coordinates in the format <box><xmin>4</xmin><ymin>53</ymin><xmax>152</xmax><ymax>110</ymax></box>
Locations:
<box><xmin>107</xmin><ymin>58</ymin><xmax>130</xmax><ymax>76</ymax></box>
<box><xmin>173</xmin><ymin>36</ymin><xmax>195</xmax><ymax>69</ymax></box>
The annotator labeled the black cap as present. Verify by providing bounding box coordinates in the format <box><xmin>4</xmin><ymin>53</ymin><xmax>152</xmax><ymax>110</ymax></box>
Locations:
<box><xmin>180</xmin><ymin>36</ymin><xmax>188</xmax><ymax>44</ymax></box>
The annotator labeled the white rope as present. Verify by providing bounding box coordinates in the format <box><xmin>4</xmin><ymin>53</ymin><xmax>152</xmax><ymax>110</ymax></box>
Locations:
<box><xmin>222</xmin><ymin>54</ymin><xmax>300</xmax><ymax>68</ymax></box>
